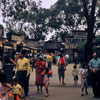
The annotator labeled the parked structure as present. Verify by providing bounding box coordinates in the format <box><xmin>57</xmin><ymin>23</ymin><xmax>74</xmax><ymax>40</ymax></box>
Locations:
<box><xmin>65</xmin><ymin>30</ymin><xmax>87</xmax><ymax>62</ymax></box>
<box><xmin>43</xmin><ymin>40</ymin><xmax>65</xmax><ymax>53</ymax></box>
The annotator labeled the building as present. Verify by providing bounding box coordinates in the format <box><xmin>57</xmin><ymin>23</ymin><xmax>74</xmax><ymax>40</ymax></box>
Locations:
<box><xmin>6</xmin><ymin>31</ymin><xmax>26</xmax><ymax>50</ymax></box>
<box><xmin>23</xmin><ymin>39</ymin><xmax>44</xmax><ymax>53</ymax></box>
<box><xmin>0</xmin><ymin>24</ymin><xmax>8</xmax><ymax>50</ymax></box>
<box><xmin>65</xmin><ymin>30</ymin><xmax>87</xmax><ymax>62</ymax></box>
<box><xmin>43</xmin><ymin>40</ymin><xmax>65</xmax><ymax>53</ymax></box>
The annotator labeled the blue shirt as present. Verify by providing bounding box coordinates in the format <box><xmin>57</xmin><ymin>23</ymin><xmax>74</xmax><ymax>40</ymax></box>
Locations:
<box><xmin>88</xmin><ymin>58</ymin><xmax>100</xmax><ymax>70</ymax></box>
<box><xmin>56</xmin><ymin>56</ymin><xmax>59</xmax><ymax>61</ymax></box>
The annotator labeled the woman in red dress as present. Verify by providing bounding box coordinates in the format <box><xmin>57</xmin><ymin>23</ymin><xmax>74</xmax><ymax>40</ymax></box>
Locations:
<box><xmin>35</xmin><ymin>56</ymin><xmax>46</xmax><ymax>93</ymax></box>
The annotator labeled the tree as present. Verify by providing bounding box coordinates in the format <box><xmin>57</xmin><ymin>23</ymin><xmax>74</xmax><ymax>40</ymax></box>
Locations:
<box><xmin>0</xmin><ymin>0</ymin><xmax>48</xmax><ymax>41</ymax></box>
<box><xmin>0</xmin><ymin>24</ymin><xmax>4</xmax><ymax>36</ymax></box>
<box><xmin>95</xmin><ymin>35</ymin><xmax>100</xmax><ymax>44</ymax></box>
<box><xmin>28</xmin><ymin>8</ymin><xmax>50</xmax><ymax>41</ymax></box>
<box><xmin>50</xmin><ymin>0</ymin><xmax>100</xmax><ymax>62</ymax></box>
<box><xmin>0</xmin><ymin>0</ymin><xmax>100</xmax><ymax>49</ymax></box>
<box><xmin>48</xmin><ymin>0</ymin><xmax>85</xmax><ymax>42</ymax></box>
<box><xmin>81</xmin><ymin>0</ymin><xmax>98</xmax><ymax>62</ymax></box>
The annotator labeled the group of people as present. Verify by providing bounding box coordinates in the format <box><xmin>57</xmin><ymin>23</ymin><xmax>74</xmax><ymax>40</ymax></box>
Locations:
<box><xmin>72</xmin><ymin>63</ymin><xmax>88</xmax><ymax>96</ymax></box>
<box><xmin>34</xmin><ymin>54</ymin><xmax>51</xmax><ymax>97</ymax></box>
<box><xmin>0</xmin><ymin>50</ymin><xmax>69</xmax><ymax>100</ymax></box>
<box><xmin>0</xmin><ymin>50</ymin><xmax>31</xmax><ymax>100</ymax></box>
<box><xmin>34</xmin><ymin>53</ymin><xmax>68</xmax><ymax>96</ymax></box>
<box><xmin>72</xmin><ymin>52</ymin><xmax>100</xmax><ymax>98</ymax></box>
<box><xmin>88</xmin><ymin>53</ymin><xmax>100</xmax><ymax>98</ymax></box>
<box><xmin>0</xmin><ymin>50</ymin><xmax>100</xmax><ymax>100</ymax></box>
<box><xmin>0</xmin><ymin>50</ymin><xmax>54</xmax><ymax>99</ymax></box>
<box><xmin>33</xmin><ymin>52</ymin><xmax>100</xmax><ymax>98</ymax></box>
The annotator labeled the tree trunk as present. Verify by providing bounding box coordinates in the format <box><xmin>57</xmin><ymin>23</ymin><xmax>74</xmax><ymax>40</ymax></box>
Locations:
<box><xmin>82</xmin><ymin>0</ymin><xmax>97</xmax><ymax>63</ymax></box>
<box><xmin>85</xmin><ymin>28</ymin><xmax>94</xmax><ymax>63</ymax></box>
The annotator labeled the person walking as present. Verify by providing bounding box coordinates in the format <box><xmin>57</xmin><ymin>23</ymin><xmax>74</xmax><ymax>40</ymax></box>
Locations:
<box><xmin>88</xmin><ymin>53</ymin><xmax>100</xmax><ymax>98</ymax></box>
<box><xmin>15</xmin><ymin>50</ymin><xmax>31</xmax><ymax>96</ymax></box>
<box><xmin>56</xmin><ymin>54</ymin><xmax>66</xmax><ymax>84</ymax></box>
<box><xmin>72</xmin><ymin>64</ymin><xmax>78</xmax><ymax>85</ymax></box>
<box><xmin>65</xmin><ymin>54</ymin><xmax>69</xmax><ymax>66</ymax></box>
<box><xmin>35</xmin><ymin>56</ymin><xmax>46</xmax><ymax>93</ymax></box>
<box><xmin>46</xmin><ymin>53</ymin><xmax>53</xmax><ymax>70</ymax></box>
<box><xmin>79</xmin><ymin>64</ymin><xmax>88</xmax><ymax>96</ymax></box>
<box><xmin>43</xmin><ymin>68</ymin><xmax>50</xmax><ymax>97</ymax></box>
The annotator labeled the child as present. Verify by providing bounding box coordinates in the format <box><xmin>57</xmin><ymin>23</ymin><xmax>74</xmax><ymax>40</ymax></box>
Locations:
<box><xmin>80</xmin><ymin>64</ymin><xmax>88</xmax><ymax>96</ymax></box>
<box><xmin>72</xmin><ymin>65</ymin><xmax>78</xmax><ymax>85</ymax></box>
<box><xmin>0</xmin><ymin>72</ymin><xmax>12</xmax><ymax>100</ymax></box>
<box><xmin>12</xmin><ymin>78</ymin><xmax>23</xmax><ymax>100</ymax></box>
<box><xmin>43</xmin><ymin>68</ymin><xmax>51</xmax><ymax>97</ymax></box>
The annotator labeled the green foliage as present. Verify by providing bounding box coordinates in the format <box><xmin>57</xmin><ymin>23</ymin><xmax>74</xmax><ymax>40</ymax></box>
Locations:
<box><xmin>47</xmin><ymin>0</ymin><xmax>85</xmax><ymax>42</ymax></box>
<box><xmin>77</xmin><ymin>41</ymin><xmax>86</xmax><ymax>63</ymax></box>
<box><xmin>0</xmin><ymin>0</ymin><xmax>86</xmax><ymax>41</ymax></box>
<box><xmin>0</xmin><ymin>0</ymin><xmax>100</xmax><ymax>43</ymax></box>
<box><xmin>77</xmin><ymin>35</ymin><xmax>100</xmax><ymax>63</ymax></box>
<box><xmin>95</xmin><ymin>35</ymin><xmax>100</xmax><ymax>44</ymax></box>
<box><xmin>0</xmin><ymin>0</ymin><xmax>48</xmax><ymax>41</ymax></box>
<box><xmin>0</xmin><ymin>24</ymin><xmax>4</xmax><ymax>29</ymax></box>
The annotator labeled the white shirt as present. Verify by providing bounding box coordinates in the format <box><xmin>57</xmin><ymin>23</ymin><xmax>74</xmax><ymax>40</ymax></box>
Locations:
<box><xmin>80</xmin><ymin>68</ymin><xmax>88</xmax><ymax>75</ymax></box>
<box><xmin>65</xmin><ymin>54</ymin><xmax>69</xmax><ymax>59</ymax></box>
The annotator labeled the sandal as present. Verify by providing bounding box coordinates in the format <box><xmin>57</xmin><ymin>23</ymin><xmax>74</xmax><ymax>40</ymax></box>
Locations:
<box><xmin>45</xmin><ymin>94</ymin><xmax>49</xmax><ymax>97</ymax></box>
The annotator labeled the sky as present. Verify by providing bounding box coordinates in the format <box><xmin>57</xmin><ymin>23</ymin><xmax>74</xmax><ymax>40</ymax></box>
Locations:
<box><xmin>34</xmin><ymin>0</ymin><xmax>58</xmax><ymax>8</ymax></box>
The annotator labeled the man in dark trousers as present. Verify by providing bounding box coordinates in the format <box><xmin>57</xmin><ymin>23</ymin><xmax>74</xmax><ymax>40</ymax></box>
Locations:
<box><xmin>16</xmin><ymin>50</ymin><xmax>31</xmax><ymax>96</ymax></box>
<box><xmin>88</xmin><ymin>53</ymin><xmax>100</xmax><ymax>98</ymax></box>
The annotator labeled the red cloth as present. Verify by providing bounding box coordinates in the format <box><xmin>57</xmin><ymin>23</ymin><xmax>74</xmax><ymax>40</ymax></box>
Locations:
<box><xmin>51</xmin><ymin>53</ymin><xmax>54</xmax><ymax>57</ymax></box>
<box><xmin>60</xmin><ymin>58</ymin><xmax>65</xmax><ymax>65</ymax></box>
<box><xmin>35</xmin><ymin>61</ymin><xmax>46</xmax><ymax>86</ymax></box>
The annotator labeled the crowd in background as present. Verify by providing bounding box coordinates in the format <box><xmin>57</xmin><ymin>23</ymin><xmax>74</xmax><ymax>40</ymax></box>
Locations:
<box><xmin>0</xmin><ymin>50</ymin><xmax>70</xmax><ymax>99</ymax></box>
<box><xmin>0</xmin><ymin>50</ymin><xmax>100</xmax><ymax>99</ymax></box>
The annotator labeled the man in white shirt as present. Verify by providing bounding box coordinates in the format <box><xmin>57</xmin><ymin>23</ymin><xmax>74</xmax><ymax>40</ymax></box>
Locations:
<box><xmin>65</xmin><ymin>54</ymin><xmax>69</xmax><ymax>65</ymax></box>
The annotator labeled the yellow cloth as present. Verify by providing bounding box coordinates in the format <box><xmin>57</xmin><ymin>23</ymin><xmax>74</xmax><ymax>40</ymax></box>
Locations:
<box><xmin>12</xmin><ymin>84</ymin><xmax>22</xmax><ymax>95</ymax></box>
<box><xmin>16</xmin><ymin>57</ymin><xmax>31</xmax><ymax>76</ymax></box>
<box><xmin>46</xmin><ymin>55</ymin><xmax>53</xmax><ymax>62</ymax></box>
